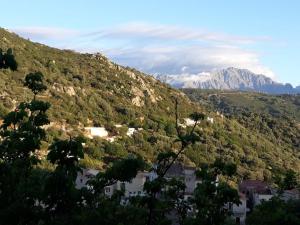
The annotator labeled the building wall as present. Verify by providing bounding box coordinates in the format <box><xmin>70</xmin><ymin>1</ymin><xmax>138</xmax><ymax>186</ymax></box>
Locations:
<box><xmin>253</xmin><ymin>194</ymin><xmax>273</xmax><ymax>206</ymax></box>
<box><xmin>76</xmin><ymin>167</ymin><xmax>200</xmax><ymax>200</ymax></box>
<box><xmin>281</xmin><ymin>190</ymin><xmax>300</xmax><ymax>202</ymax></box>
<box><xmin>232</xmin><ymin>198</ymin><xmax>247</xmax><ymax>225</ymax></box>
<box><xmin>75</xmin><ymin>169</ymin><xmax>98</xmax><ymax>189</ymax></box>
<box><xmin>123</xmin><ymin>172</ymin><xmax>147</xmax><ymax>197</ymax></box>
<box><xmin>84</xmin><ymin>127</ymin><xmax>109</xmax><ymax>138</ymax></box>
<box><xmin>184</xmin><ymin>168</ymin><xmax>197</xmax><ymax>195</ymax></box>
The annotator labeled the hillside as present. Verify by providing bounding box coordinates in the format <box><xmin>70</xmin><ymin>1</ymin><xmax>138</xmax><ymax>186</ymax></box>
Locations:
<box><xmin>0</xmin><ymin>27</ymin><xmax>200</xmax><ymax>166</ymax></box>
<box><xmin>184</xmin><ymin>89</ymin><xmax>300</xmax><ymax>120</ymax></box>
<box><xmin>184</xmin><ymin>89</ymin><xmax>300</xmax><ymax>173</ymax></box>
<box><xmin>1</xmin><ymin>28</ymin><xmax>300</xmax><ymax>181</ymax></box>
<box><xmin>0</xmin><ymin>28</ymin><xmax>196</xmax><ymax>125</ymax></box>
<box><xmin>156</xmin><ymin>67</ymin><xmax>300</xmax><ymax>94</ymax></box>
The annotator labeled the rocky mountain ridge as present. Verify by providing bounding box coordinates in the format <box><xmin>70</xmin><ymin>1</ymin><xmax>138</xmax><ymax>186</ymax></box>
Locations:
<box><xmin>156</xmin><ymin>67</ymin><xmax>300</xmax><ymax>94</ymax></box>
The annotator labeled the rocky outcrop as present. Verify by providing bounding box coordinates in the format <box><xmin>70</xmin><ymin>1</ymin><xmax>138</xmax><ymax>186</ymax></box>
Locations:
<box><xmin>52</xmin><ymin>83</ymin><xmax>76</xmax><ymax>96</ymax></box>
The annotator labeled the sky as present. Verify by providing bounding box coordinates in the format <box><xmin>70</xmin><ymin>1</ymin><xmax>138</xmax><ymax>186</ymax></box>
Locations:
<box><xmin>1</xmin><ymin>0</ymin><xmax>299</xmax><ymax>86</ymax></box>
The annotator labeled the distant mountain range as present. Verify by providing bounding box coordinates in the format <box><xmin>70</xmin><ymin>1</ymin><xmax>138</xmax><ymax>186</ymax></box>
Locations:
<box><xmin>155</xmin><ymin>67</ymin><xmax>300</xmax><ymax>94</ymax></box>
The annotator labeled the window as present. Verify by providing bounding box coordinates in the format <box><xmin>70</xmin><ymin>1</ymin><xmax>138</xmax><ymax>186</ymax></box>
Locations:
<box><xmin>120</xmin><ymin>182</ymin><xmax>125</xmax><ymax>191</ymax></box>
<box><xmin>105</xmin><ymin>187</ymin><xmax>110</xmax><ymax>193</ymax></box>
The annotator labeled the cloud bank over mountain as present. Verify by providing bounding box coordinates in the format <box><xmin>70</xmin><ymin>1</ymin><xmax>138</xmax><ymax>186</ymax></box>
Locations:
<box><xmin>11</xmin><ymin>22</ymin><xmax>275</xmax><ymax>80</ymax></box>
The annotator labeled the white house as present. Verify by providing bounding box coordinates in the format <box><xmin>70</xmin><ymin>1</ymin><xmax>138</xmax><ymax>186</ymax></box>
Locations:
<box><xmin>103</xmin><ymin>184</ymin><xmax>119</xmax><ymax>197</ymax></box>
<box><xmin>253</xmin><ymin>193</ymin><xmax>274</xmax><ymax>207</ymax></box>
<box><xmin>239</xmin><ymin>180</ymin><xmax>273</xmax><ymax>210</ymax></box>
<box><xmin>76</xmin><ymin>164</ymin><xmax>200</xmax><ymax>200</ymax></box>
<box><xmin>281</xmin><ymin>189</ymin><xmax>300</xmax><ymax>202</ymax></box>
<box><xmin>76</xmin><ymin>168</ymin><xmax>100</xmax><ymax>189</ymax></box>
<box><xmin>230</xmin><ymin>193</ymin><xmax>248</xmax><ymax>225</ymax></box>
<box><xmin>84</xmin><ymin>127</ymin><xmax>109</xmax><ymax>139</ymax></box>
<box><xmin>184</xmin><ymin>166</ymin><xmax>200</xmax><ymax>199</ymax></box>
<box><xmin>118</xmin><ymin>171</ymin><xmax>156</xmax><ymax>197</ymax></box>
<box><xmin>76</xmin><ymin>168</ymin><xmax>158</xmax><ymax>198</ymax></box>
<box><xmin>164</xmin><ymin>163</ymin><xmax>200</xmax><ymax>200</ymax></box>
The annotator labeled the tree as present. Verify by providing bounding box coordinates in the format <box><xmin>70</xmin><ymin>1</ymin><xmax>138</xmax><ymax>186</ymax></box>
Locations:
<box><xmin>0</xmin><ymin>48</ymin><xmax>18</xmax><ymax>71</ymax></box>
<box><xmin>247</xmin><ymin>197</ymin><xmax>300</xmax><ymax>225</ymax></box>
<box><xmin>43</xmin><ymin>137</ymin><xmax>85</xmax><ymax>224</ymax></box>
<box><xmin>283</xmin><ymin>170</ymin><xmax>298</xmax><ymax>190</ymax></box>
<box><xmin>142</xmin><ymin>99</ymin><xmax>207</xmax><ymax>225</ymax></box>
<box><xmin>0</xmin><ymin>72</ymin><xmax>49</xmax><ymax>225</ymax></box>
<box><xmin>187</xmin><ymin>159</ymin><xmax>240</xmax><ymax>225</ymax></box>
<box><xmin>76</xmin><ymin>157</ymin><xmax>147</xmax><ymax>225</ymax></box>
<box><xmin>88</xmin><ymin>157</ymin><xmax>146</xmax><ymax>197</ymax></box>
<box><xmin>276</xmin><ymin>169</ymin><xmax>298</xmax><ymax>191</ymax></box>
<box><xmin>24</xmin><ymin>72</ymin><xmax>47</xmax><ymax>99</ymax></box>
<box><xmin>47</xmin><ymin>137</ymin><xmax>84</xmax><ymax>178</ymax></box>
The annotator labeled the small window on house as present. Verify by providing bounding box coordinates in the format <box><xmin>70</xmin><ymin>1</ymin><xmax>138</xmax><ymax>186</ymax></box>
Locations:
<box><xmin>105</xmin><ymin>187</ymin><xmax>110</xmax><ymax>193</ymax></box>
<box><xmin>229</xmin><ymin>202</ymin><xmax>233</xmax><ymax>211</ymax></box>
<box><xmin>120</xmin><ymin>182</ymin><xmax>125</xmax><ymax>191</ymax></box>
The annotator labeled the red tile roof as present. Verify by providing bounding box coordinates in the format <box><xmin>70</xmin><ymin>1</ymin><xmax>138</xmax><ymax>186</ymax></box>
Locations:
<box><xmin>239</xmin><ymin>180</ymin><xmax>271</xmax><ymax>194</ymax></box>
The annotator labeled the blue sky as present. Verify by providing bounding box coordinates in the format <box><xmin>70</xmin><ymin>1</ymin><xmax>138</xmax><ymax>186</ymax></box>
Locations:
<box><xmin>1</xmin><ymin>0</ymin><xmax>299</xmax><ymax>86</ymax></box>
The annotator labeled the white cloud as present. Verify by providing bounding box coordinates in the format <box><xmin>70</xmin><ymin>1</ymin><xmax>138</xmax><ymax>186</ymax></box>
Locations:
<box><xmin>107</xmin><ymin>45</ymin><xmax>276</xmax><ymax>79</ymax></box>
<box><xmin>11</xmin><ymin>27</ymin><xmax>79</xmax><ymax>40</ymax></box>
<box><xmin>10</xmin><ymin>23</ymin><xmax>276</xmax><ymax>80</ymax></box>
<box><xmin>87</xmin><ymin>22</ymin><xmax>269</xmax><ymax>45</ymax></box>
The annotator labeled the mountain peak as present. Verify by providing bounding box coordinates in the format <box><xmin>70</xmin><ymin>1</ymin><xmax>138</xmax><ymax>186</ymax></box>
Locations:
<box><xmin>157</xmin><ymin>68</ymin><xmax>299</xmax><ymax>94</ymax></box>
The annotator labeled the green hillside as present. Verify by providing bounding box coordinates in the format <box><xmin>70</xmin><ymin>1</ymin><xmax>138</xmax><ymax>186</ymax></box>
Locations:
<box><xmin>0</xmin><ymin>28</ymin><xmax>196</xmax><ymax>125</ymax></box>
<box><xmin>1</xmin><ymin>28</ymin><xmax>300</xmax><ymax>181</ymax></box>
<box><xmin>184</xmin><ymin>89</ymin><xmax>300</xmax><ymax>176</ymax></box>
<box><xmin>0</xmin><ymin>28</ymin><xmax>199</xmax><ymax>167</ymax></box>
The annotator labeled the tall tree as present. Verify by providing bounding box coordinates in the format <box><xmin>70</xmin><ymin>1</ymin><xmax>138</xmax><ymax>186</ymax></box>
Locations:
<box><xmin>0</xmin><ymin>72</ymin><xmax>49</xmax><ymax>225</ymax></box>
<box><xmin>143</xmin><ymin>99</ymin><xmax>206</xmax><ymax>225</ymax></box>
<box><xmin>0</xmin><ymin>48</ymin><xmax>18</xmax><ymax>71</ymax></box>
<box><xmin>42</xmin><ymin>137</ymin><xmax>85</xmax><ymax>224</ymax></box>
<box><xmin>187</xmin><ymin>159</ymin><xmax>240</xmax><ymax>225</ymax></box>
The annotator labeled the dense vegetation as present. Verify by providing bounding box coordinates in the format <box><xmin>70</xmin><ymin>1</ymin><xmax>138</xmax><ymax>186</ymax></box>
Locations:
<box><xmin>247</xmin><ymin>197</ymin><xmax>300</xmax><ymax>225</ymax></box>
<box><xmin>183</xmin><ymin>89</ymin><xmax>300</xmax><ymax>179</ymax></box>
<box><xmin>1</xmin><ymin>28</ymin><xmax>300</xmax><ymax>225</ymax></box>
<box><xmin>1</xmin><ymin>28</ymin><xmax>300</xmax><ymax>182</ymax></box>
<box><xmin>0</xmin><ymin>72</ymin><xmax>241</xmax><ymax>225</ymax></box>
